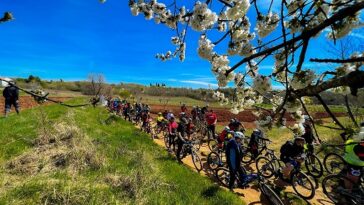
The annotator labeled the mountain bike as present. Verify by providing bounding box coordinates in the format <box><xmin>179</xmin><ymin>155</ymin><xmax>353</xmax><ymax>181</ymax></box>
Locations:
<box><xmin>255</xmin><ymin>154</ymin><xmax>316</xmax><ymax>199</ymax></box>
<box><xmin>304</xmin><ymin>147</ymin><xmax>324</xmax><ymax>178</ymax></box>
<box><xmin>153</xmin><ymin>121</ymin><xmax>168</xmax><ymax>139</ymax></box>
<box><xmin>241</xmin><ymin>138</ymin><xmax>272</xmax><ymax>164</ymax></box>
<box><xmin>178</xmin><ymin>140</ymin><xmax>203</xmax><ymax>172</ymax></box>
<box><xmin>207</xmin><ymin>147</ymin><xmax>226</xmax><ymax>171</ymax></box>
<box><xmin>215</xmin><ymin>167</ymin><xmax>284</xmax><ymax>205</ymax></box>
<box><xmin>322</xmin><ymin>169</ymin><xmax>364</xmax><ymax>204</ymax></box>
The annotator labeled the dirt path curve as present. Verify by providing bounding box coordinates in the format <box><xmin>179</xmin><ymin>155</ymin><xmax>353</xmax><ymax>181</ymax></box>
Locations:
<box><xmin>140</xmin><ymin>122</ymin><xmax>333</xmax><ymax>205</ymax></box>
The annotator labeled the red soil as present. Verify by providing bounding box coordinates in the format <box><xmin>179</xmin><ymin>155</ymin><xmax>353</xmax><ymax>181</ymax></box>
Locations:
<box><xmin>0</xmin><ymin>96</ymin><xmax>72</xmax><ymax>114</ymax></box>
<box><xmin>149</xmin><ymin>104</ymin><xmax>347</xmax><ymax>129</ymax></box>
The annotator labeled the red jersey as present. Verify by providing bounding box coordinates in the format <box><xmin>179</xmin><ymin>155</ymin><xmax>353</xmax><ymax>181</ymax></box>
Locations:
<box><xmin>181</xmin><ymin>106</ymin><xmax>187</xmax><ymax>113</ymax></box>
<box><xmin>205</xmin><ymin>113</ymin><xmax>217</xmax><ymax>125</ymax></box>
<box><xmin>168</xmin><ymin>121</ymin><xmax>178</xmax><ymax>134</ymax></box>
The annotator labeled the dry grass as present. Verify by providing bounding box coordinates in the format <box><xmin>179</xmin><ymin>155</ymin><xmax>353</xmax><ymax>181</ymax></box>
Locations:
<box><xmin>5</xmin><ymin>113</ymin><xmax>104</xmax><ymax>176</ymax></box>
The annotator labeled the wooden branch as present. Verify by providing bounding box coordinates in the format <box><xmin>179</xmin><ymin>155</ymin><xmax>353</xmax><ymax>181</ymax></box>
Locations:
<box><xmin>225</xmin><ymin>2</ymin><xmax>364</xmax><ymax>75</ymax></box>
<box><xmin>344</xmin><ymin>94</ymin><xmax>359</xmax><ymax>128</ymax></box>
<box><xmin>315</xmin><ymin>94</ymin><xmax>345</xmax><ymax>130</ymax></box>
<box><xmin>298</xmin><ymin>97</ymin><xmax>321</xmax><ymax>142</ymax></box>
<box><xmin>295</xmin><ymin>70</ymin><xmax>364</xmax><ymax>97</ymax></box>
<box><xmin>0</xmin><ymin>78</ymin><xmax>91</xmax><ymax>108</ymax></box>
<box><xmin>296</xmin><ymin>38</ymin><xmax>309</xmax><ymax>73</ymax></box>
<box><xmin>310</xmin><ymin>57</ymin><xmax>364</xmax><ymax>63</ymax></box>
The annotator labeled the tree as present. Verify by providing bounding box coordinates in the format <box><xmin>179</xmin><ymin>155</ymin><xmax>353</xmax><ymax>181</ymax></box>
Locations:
<box><xmin>128</xmin><ymin>0</ymin><xmax>364</xmax><ymax>138</ymax></box>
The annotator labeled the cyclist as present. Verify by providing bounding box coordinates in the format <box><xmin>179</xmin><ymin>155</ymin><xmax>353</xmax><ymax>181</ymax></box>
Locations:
<box><xmin>176</xmin><ymin>116</ymin><xmax>190</xmax><ymax>162</ymax></box>
<box><xmin>168</xmin><ymin>115</ymin><xmax>178</xmax><ymax>152</ymax></box>
<box><xmin>201</xmin><ymin>105</ymin><xmax>209</xmax><ymax>115</ymax></box>
<box><xmin>205</xmin><ymin>109</ymin><xmax>217</xmax><ymax>138</ymax></box>
<box><xmin>343</xmin><ymin>123</ymin><xmax>364</xmax><ymax>189</ymax></box>
<box><xmin>166</xmin><ymin>110</ymin><xmax>174</xmax><ymax>121</ymax></box>
<box><xmin>218</xmin><ymin>126</ymin><xmax>234</xmax><ymax>149</ymax></box>
<box><xmin>226</xmin><ymin>131</ymin><xmax>247</xmax><ymax>190</ymax></box>
<box><xmin>247</xmin><ymin>129</ymin><xmax>270</xmax><ymax>159</ymax></box>
<box><xmin>280</xmin><ymin>137</ymin><xmax>306</xmax><ymax>180</ymax></box>
<box><xmin>181</xmin><ymin>103</ymin><xmax>188</xmax><ymax>113</ymax></box>
<box><xmin>162</xmin><ymin>109</ymin><xmax>168</xmax><ymax>119</ymax></box>
<box><xmin>156</xmin><ymin>112</ymin><xmax>166</xmax><ymax>127</ymax></box>
<box><xmin>141</xmin><ymin>110</ymin><xmax>151</xmax><ymax>130</ymax></box>
<box><xmin>123</xmin><ymin>102</ymin><xmax>132</xmax><ymax>121</ymax></box>
<box><xmin>229</xmin><ymin>118</ymin><xmax>245</xmax><ymax>132</ymax></box>
<box><xmin>302</xmin><ymin>115</ymin><xmax>319</xmax><ymax>154</ymax></box>
<box><xmin>191</xmin><ymin>106</ymin><xmax>198</xmax><ymax>120</ymax></box>
<box><xmin>186</xmin><ymin>118</ymin><xmax>195</xmax><ymax>140</ymax></box>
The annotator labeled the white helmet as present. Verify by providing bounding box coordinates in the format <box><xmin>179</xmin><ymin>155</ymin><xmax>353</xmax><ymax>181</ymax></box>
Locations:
<box><xmin>234</xmin><ymin>131</ymin><xmax>245</xmax><ymax>139</ymax></box>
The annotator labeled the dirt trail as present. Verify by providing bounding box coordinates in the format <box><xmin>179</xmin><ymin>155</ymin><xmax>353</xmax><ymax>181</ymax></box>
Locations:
<box><xmin>143</xmin><ymin>123</ymin><xmax>333</xmax><ymax>205</ymax></box>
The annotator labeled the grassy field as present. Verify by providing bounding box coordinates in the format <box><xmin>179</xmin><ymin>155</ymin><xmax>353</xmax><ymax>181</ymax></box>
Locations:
<box><xmin>0</xmin><ymin>99</ymin><xmax>242</xmax><ymax>205</ymax></box>
<box><xmin>134</xmin><ymin>94</ymin><xmax>364</xmax><ymax>115</ymax></box>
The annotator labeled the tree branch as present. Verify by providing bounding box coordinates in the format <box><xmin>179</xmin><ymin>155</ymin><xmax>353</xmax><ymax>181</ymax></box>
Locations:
<box><xmin>315</xmin><ymin>94</ymin><xmax>345</xmax><ymax>130</ymax></box>
<box><xmin>295</xmin><ymin>70</ymin><xmax>364</xmax><ymax>97</ymax></box>
<box><xmin>225</xmin><ymin>2</ymin><xmax>364</xmax><ymax>75</ymax></box>
<box><xmin>344</xmin><ymin>94</ymin><xmax>359</xmax><ymax>128</ymax></box>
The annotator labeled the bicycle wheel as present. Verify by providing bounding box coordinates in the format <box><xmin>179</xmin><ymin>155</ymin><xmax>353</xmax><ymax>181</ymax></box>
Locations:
<box><xmin>291</xmin><ymin>171</ymin><xmax>315</xmax><ymax>199</ymax></box>
<box><xmin>256</xmin><ymin>157</ymin><xmax>275</xmax><ymax>178</ymax></box>
<box><xmin>164</xmin><ymin>134</ymin><xmax>170</xmax><ymax>149</ymax></box>
<box><xmin>305</xmin><ymin>154</ymin><xmax>323</xmax><ymax>178</ymax></box>
<box><xmin>322</xmin><ymin>174</ymin><xmax>362</xmax><ymax>204</ymax></box>
<box><xmin>215</xmin><ymin>167</ymin><xmax>230</xmax><ymax>188</ymax></box>
<box><xmin>324</xmin><ymin>153</ymin><xmax>346</xmax><ymax>175</ymax></box>
<box><xmin>259</xmin><ymin>183</ymin><xmax>284</xmax><ymax>205</ymax></box>
<box><xmin>207</xmin><ymin>152</ymin><xmax>222</xmax><ymax>171</ymax></box>
<box><xmin>191</xmin><ymin>151</ymin><xmax>203</xmax><ymax>172</ymax></box>
<box><xmin>208</xmin><ymin>138</ymin><xmax>218</xmax><ymax>151</ymax></box>
<box><xmin>241</xmin><ymin>147</ymin><xmax>253</xmax><ymax>164</ymax></box>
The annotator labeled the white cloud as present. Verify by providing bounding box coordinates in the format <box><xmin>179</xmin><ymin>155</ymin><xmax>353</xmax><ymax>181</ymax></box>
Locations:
<box><xmin>180</xmin><ymin>80</ymin><xmax>218</xmax><ymax>88</ymax></box>
<box><xmin>349</xmin><ymin>32</ymin><xmax>364</xmax><ymax>40</ymax></box>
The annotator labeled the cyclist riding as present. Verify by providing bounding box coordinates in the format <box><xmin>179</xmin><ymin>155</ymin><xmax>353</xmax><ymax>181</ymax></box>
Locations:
<box><xmin>280</xmin><ymin>137</ymin><xmax>306</xmax><ymax>180</ymax></box>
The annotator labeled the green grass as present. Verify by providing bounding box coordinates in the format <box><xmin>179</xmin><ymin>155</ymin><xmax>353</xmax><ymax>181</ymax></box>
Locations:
<box><xmin>135</xmin><ymin>95</ymin><xmax>225</xmax><ymax>108</ymax></box>
<box><xmin>0</xmin><ymin>99</ymin><xmax>243</xmax><ymax>205</ymax></box>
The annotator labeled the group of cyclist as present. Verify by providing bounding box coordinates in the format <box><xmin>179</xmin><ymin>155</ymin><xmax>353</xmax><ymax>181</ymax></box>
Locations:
<box><xmin>107</xmin><ymin>100</ymin><xmax>364</xmax><ymax>201</ymax></box>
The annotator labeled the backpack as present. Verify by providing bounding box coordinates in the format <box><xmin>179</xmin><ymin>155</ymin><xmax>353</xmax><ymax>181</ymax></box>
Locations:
<box><xmin>280</xmin><ymin>141</ymin><xmax>293</xmax><ymax>158</ymax></box>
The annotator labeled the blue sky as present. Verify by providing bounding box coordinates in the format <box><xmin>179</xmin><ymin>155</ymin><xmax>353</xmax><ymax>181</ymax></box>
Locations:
<box><xmin>0</xmin><ymin>0</ymin><xmax>362</xmax><ymax>88</ymax></box>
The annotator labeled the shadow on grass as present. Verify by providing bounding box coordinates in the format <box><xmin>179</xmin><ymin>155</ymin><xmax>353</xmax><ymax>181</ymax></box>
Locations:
<box><xmin>201</xmin><ymin>186</ymin><xmax>220</xmax><ymax>198</ymax></box>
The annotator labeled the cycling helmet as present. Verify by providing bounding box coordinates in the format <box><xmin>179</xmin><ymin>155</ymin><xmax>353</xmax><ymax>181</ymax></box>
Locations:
<box><xmin>234</xmin><ymin>131</ymin><xmax>245</xmax><ymax>139</ymax></box>
<box><xmin>303</xmin><ymin>115</ymin><xmax>310</xmax><ymax>121</ymax></box>
<box><xmin>158</xmin><ymin>112</ymin><xmax>162</xmax><ymax>115</ymax></box>
<box><xmin>224</xmin><ymin>126</ymin><xmax>230</xmax><ymax>131</ymax></box>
